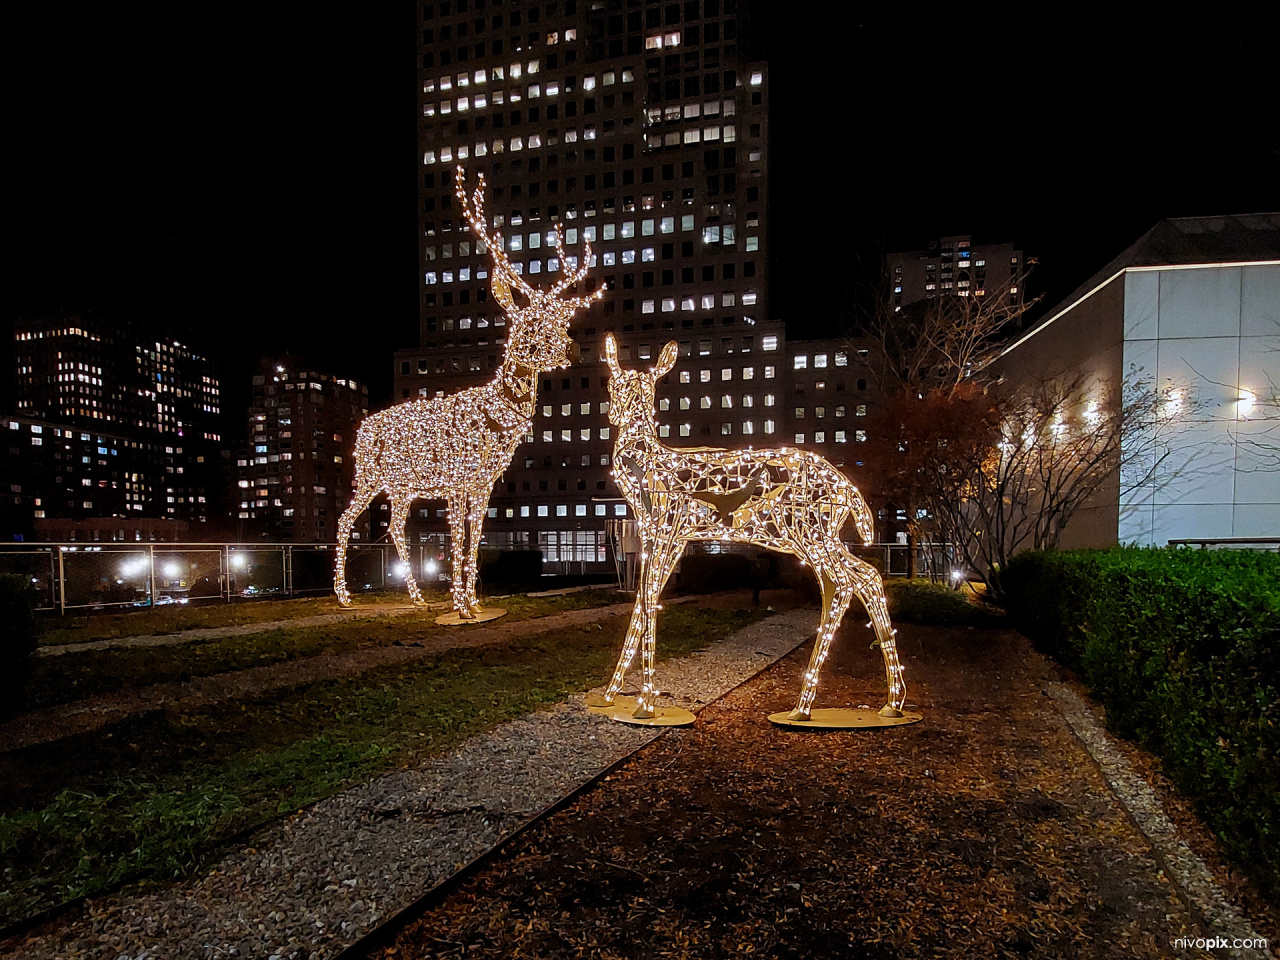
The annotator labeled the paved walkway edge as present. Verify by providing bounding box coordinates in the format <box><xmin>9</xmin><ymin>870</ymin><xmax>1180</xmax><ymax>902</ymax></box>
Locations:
<box><xmin>1048</xmin><ymin>682</ymin><xmax>1272</xmax><ymax>960</ymax></box>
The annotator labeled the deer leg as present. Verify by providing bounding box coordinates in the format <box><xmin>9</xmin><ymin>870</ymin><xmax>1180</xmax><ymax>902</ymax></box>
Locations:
<box><xmin>850</xmin><ymin>561</ymin><xmax>906</xmax><ymax>717</ymax></box>
<box><xmin>445</xmin><ymin>498</ymin><xmax>473</xmax><ymax>618</ymax></box>
<box><xmin>462</xmin><ymin>493</ymin><xmax>487</xmax><ymax>614</ymax></box>
<box><xmin>631</xmin><ymin>534</ymin><xmax>683</xmax><ymax>719</ymax></box>
<box><xmin>333</xmin><ymin>484</ymin><xmax>376</xmax><ymax>607</ymax></box>
<box><xmin>388</xmin><ymin>500</ymin><xmax>424</xmax><ymax>605</ymax></box>
<box><xmin>602</xmin><ymin>528</ymin><xmax>680</xmax><ymax>711</ymax></box>
<box><xmin>789</xmin><ymin>562</ymin><xmax>854</xmax><ymax>721</ymax></box>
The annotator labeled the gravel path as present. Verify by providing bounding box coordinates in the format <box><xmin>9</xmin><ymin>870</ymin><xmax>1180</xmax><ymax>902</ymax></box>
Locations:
<box><xmin>35</xmin><ymin>602</ymin><xmax>439</xmax><ymax>657</ymax></box>
<box><xmin>1050</xmin><ymin>683</ymin><xmax>1270</xmax><ymax>959</ymax></box>
<box><xmin>0</xmin><ymin>608</ymin><xmax>820</xmax><ymax>960</ymax></box>
<box><xmin>0</xmin><ymin>602</ymin><xmax>639</xmax><ymax>753</ymax></box>
<box><xmin>36</xmin><ymin>585</ymin><xmax>610</xmax><ymax>658</ymax></box>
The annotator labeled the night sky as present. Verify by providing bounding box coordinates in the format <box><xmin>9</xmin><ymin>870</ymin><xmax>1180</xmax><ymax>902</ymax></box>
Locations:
<box><xmin>4</xmin><ymin>7</ymin><xmax>1276</xmax><ymax>413</ymax></box>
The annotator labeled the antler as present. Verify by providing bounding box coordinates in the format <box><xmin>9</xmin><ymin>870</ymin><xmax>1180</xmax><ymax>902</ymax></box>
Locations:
<box><xmin>455</xmin><ymin>166</ymin><xmax>535</xmax><ymax>302</ymax></box>
<box><xmin>455</xmin><ymin>164</ymin><xmax>604</xmax><ymax>313</ymax></box>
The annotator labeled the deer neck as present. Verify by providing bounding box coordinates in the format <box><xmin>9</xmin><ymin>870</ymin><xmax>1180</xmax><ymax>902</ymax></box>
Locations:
<box><xmin>615</xmin><ymin>414</ymin><xmax>667</xmax><ymax>468</ymax></box>
<box><xmin>494</xmin><ymin>356</ymin><xmax>540</xmax><ymax>420</ymax></box>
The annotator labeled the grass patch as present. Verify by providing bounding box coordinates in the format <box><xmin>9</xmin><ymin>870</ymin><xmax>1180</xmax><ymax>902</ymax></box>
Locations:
<box><xmin>22</xmin><ymin>589</ymin><xmax>630</xmax><ymax>712</ymax></box>
<box><xmin>37</xmin><ymin>590</ymin><xmax>425</xmax><ymax>646</ymax></box>
<box><xmin>0</xmin><ymin>604</ymin><xmax>767</xmax><ymax>926</ymax></box>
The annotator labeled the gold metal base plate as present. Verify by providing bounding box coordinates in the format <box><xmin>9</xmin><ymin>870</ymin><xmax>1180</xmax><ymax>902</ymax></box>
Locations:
<box><xmin>435</xmin><ymin>607</ymin><xmax>507</xmax><ymax>626</ymax></box>
<box><xmin>586</xmin><ymin>696</ymin><xmax>696</xmax><ymax>727</ymax></box>
<box><xmin>768</xmin><ymin>708</ymin><xmax>923</xmax><ymax>730</ymax></box>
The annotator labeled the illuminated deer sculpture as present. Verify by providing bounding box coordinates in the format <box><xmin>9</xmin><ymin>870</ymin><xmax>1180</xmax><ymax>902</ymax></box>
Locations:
<box><xmin>334</xmin><ymin>167</ymin><xmax>603</xmax><ymax>618</ymax></box>
<box><xmin>599</xmin><ymin>335</ymin><xmax>907</xmax><ymax>722</ymax></box>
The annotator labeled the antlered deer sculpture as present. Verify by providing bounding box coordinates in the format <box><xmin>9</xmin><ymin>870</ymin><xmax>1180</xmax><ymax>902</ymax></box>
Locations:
<box><xmin>333</xmin><ymin>167</ymin><xmax>603</xmax><ymax>618</ymax></box>
<box><xmin>599</xmin><ymin>335</ymin><xmax>908</xmax><ymax>722</ymax></box>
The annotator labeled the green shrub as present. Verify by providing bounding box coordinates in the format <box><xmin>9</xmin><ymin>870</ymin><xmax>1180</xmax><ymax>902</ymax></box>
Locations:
<box><xmin>676</xmin><ymin>553</ymin><xmax>752</xmax><ymax>593</ymax></box>
<box><xmin>1003</xmin><ymin>546</ymin><xmax>1280</xmax><ymax>895</ymax></box>
<box><xmin>477</xmin><ymin>549</ymin><xmax>543</xmax><ymax>586</ymax></box>
<box><xmin>884</xmin><ymin>578</ymin><xmax>1003</xmax><ymax>627</ymax></box>
<box><xmin>0</xmin><ymin>573</ymin><xmax>41</xmax><ymax>713</ymax></box>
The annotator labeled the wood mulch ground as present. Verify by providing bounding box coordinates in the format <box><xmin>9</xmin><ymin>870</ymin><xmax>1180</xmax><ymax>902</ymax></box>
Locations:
<box><xmin>368</xmin><ymin>623</ymin><xmax>1279</xmax><ymax>960</ymax></box>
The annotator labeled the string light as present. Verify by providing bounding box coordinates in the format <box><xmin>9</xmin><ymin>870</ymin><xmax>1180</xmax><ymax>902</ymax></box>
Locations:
<box><xmin>334</xmin><ymin>166</ymin><xmax>604</xmax><ymax>618</ymax></box>
<box><xmin>598</xmin><ymin>336</ymin><xmax>908</xmax><ymax>721</ymax></box>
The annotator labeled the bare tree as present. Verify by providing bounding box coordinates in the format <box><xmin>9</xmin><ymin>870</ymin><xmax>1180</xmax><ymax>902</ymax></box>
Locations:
<box><xmin>934</xmin><ymin>369</ymin><xmax>1195</xmax><ymax>598</ymax></box>
<box><xmin>857</xmin><ymin>272</ymin><xmax>1038</xmax><ymax>576</ymax></box>
<box><xmin>863</xmin><ymin>271</ymin><xmax>1038</xmax><ymax>399</ymax></box>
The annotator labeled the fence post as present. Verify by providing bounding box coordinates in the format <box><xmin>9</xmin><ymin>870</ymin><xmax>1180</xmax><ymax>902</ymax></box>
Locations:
<box><xmin>57</xmin><ymin>547</ymin><xmax>66</xmax><ymax>616</ymax></box>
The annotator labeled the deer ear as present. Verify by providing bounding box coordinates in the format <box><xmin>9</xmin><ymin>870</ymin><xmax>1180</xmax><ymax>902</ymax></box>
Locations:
<box><xmin>604</xmin><ymin>334</ymin><xmax>620</xmax><ymax>374</ymax></box>
<box><xmin>655</xmin><ymin>340</ymin><xmax>679</xmax><ymax>377</ymax></box>
<box><xmin>491</xmin><ymin>270</ymin><xmax>517</xmax><ymax>311</ymax></box>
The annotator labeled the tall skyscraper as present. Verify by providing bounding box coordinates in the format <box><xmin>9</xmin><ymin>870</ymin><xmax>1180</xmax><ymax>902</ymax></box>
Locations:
<box><xmin>402</xmin><ymin>0</ymin><xmax>776</xmax><ymax>568</ymax></box>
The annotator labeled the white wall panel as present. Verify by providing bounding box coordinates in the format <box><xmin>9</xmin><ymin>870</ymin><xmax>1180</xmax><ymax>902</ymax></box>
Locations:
<box><xmin>1158</xmin><ymin>267</ymin><xmax>1241</xmax><ymax>339</ymax></box>
<box><xmin>1241</xmin><ymin>264</ymin><xmax>1280</xmax><ymax>337</ymax></box>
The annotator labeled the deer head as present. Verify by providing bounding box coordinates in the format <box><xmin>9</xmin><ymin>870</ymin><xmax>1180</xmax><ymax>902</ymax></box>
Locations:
<box><xmin>604</xmin><ymin>335</ymin><xmax>678</xmax><ymax>427</ymax></box>
<box><xmin>456</xmin><ymin>166</ymin><xmax>603</xmax><ymax>371</ymax></box>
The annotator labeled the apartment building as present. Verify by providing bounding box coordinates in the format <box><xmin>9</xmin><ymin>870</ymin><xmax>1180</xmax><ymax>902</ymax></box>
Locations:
<box><xmin>887</xmin><ymin>235</ymin><xmax>1025</xmax><ymax>311</ymax></box>
<box><xmin>6</xmin><ymin>312</ymin><xmax>226</xmax><ymax>538</ymax></box>
<box><xmin>234</xmin><ymin>357</ymin><xmax>370</xmax><ymax>543</ymax></box>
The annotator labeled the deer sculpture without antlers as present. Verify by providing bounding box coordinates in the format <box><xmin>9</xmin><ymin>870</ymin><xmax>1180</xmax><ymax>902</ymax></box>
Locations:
<box><xmin>599</xmin><ymin>335</ymin><xmax>909</xmax><ymax>724</ymax></box>
<box><xmin>333</xmin><ymin>167</ymin><xmax>603</xmax><ymax>618</ymax></box>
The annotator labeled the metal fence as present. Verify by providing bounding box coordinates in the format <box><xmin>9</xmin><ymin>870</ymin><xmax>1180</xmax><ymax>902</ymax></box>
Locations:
<box><xmin>0</xmin><ymin>535</ymin><xmax>962</xmax><ymax>615</ymax></box>
<box><xmin>0</xmin><ymin>542</ymin><xmax>415</xmax><ymax>614</ymax></box>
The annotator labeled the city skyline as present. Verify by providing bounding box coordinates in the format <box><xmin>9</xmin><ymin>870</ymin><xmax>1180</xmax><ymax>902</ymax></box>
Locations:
<box><xmin>4</xmin><ymin>7</ymin><xmax>1276</xmax><ymax>409</ymax></box>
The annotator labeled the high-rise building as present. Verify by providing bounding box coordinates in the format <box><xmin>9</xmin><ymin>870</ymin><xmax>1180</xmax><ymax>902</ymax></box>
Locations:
<box><xmin>400</xmin><ymin>0</ymin><xmax>776</xmax><ymax>568</ymax></box>
<box><xmin>6</xmin><ymin>312</ymin><xmax>226</xmax><ymax>539</ymax></box>
<box><xmin>887</xmin><ymin>236</ymin><xmax>1025</xmax><ymax>311</ymax></box>
<box><xmin>234</xmin><ymin>357</ymin><xmax>369</xmax><ymax>543</ymax></box>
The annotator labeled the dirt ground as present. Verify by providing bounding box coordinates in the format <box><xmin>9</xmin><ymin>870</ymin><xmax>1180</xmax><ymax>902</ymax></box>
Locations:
<box><xmin>368</xmin><ymin>623</ymin><xmax>1274</xmax><ymax>960</ymax></box>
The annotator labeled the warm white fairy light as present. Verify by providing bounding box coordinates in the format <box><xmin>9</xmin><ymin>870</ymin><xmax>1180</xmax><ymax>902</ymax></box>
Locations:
<box><xmin>334</xmin><ymin>166</ymin><xmax>603</xmax><ymax>617</ymax></box>
<box><xmin>599</xmin><ymin>336</ymin><xmax>907</xmax><ymax>720</ymax></box>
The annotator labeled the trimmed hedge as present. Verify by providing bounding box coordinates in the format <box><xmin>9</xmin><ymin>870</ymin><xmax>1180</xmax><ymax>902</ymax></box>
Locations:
<box><xmin>676</xmin><ymin>553</ymin><xmax>753</xmax><ymax>594</ymax></box>
<box><xmin>1003</xmin><ymin>547</ymin><xmax>1280</xmax><ymax>894</ymax></box>
<box><xmin>884</xmin><ymin>579</ymin><xmax>1003</xmax><ymax>627</ymax></box>
<box><xmin>477</xmin><ymin>548</ymin><xmax>543</xmax><ymax>586</ymax></box>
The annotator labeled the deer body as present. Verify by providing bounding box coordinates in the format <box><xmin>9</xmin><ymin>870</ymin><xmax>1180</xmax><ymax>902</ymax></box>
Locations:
<box><xmin>603</xmin><ymin>336</ymin><xmax>906</xmax><ymax>720</ymax></box>
<box><xmin>333</xmin><ymin>167</ymin><xmax>601</xmax><ymax>616</ymax></box>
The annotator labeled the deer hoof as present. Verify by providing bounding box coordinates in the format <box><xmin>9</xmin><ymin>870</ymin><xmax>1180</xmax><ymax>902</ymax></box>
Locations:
<box><xmin>786</xmin><ymin>708</ymin><xmax>811</xmax><ymax>722</ymax></box>
<box><xmin>879</xmin><ymin>705</ymin><xmax>904</xmax><ymax>719</ymax></box>
<box><xmin>631</xmin><ymin>704</ymin><xmax>656</xmax><ymax>720</ymax></box>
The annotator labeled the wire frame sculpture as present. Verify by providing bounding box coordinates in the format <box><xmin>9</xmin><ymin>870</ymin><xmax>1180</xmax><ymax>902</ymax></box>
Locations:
<box><xmin>597</xmin><ymin>336</ymin><xmax>915</xmax><ymax>727</ymax></box>
<box><xmin>333</xmin><ymin>167</ymin><xmax>603</xmax><ymax>619</ymax></box>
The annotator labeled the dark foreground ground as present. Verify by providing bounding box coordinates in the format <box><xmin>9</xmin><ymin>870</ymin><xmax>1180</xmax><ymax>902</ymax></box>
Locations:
<box><xmin>366</xmin><ymin>623</ymin><xmax>1273</xmax><ymax>960</ymax></box>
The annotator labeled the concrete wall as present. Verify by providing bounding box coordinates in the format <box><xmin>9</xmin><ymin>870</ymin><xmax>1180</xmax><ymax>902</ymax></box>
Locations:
<box><xmin>1121</xmin><ymin>264</ymin><xmax>1280</xmax><ymax>543</ymax></box>
<box><xmin>994</xmin><ymin>273</ymin><xmax>1126</xmax><ymax>549</ymax></box>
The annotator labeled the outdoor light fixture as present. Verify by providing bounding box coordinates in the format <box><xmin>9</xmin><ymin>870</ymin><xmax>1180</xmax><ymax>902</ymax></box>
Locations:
<box><xmin>230</xmin><ymin>553</ymin><xmax>246</xmax><ymax>570</ymax></box>
<box><xmin>590</xmin><ymin>336</ymin><xmax>920</xmax><ymax>730</ymax></box>
<box><xmin>333</xmin><ymin>166</ymin><xmax>603</xmax><ymax>623</ymax></box>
